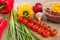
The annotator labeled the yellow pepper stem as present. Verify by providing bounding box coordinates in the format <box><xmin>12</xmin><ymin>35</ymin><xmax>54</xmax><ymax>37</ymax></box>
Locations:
<box><xmin>23</xmin><ymin>11</ymin><xmax>28</xmax><ymax>17</ymax></box>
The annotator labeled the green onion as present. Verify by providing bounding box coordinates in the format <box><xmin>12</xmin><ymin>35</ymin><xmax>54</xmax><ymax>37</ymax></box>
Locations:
<box><xmin>6</xmin><ymin>11</ymin><xmax>42</xmax><ymax>40</ymax></box>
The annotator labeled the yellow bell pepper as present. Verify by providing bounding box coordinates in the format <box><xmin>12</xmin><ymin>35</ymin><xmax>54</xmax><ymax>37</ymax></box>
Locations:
<box><xmin>17</xmin><ymin>3</ymin><xmax>33</xmax><ymax>17</ymax></box>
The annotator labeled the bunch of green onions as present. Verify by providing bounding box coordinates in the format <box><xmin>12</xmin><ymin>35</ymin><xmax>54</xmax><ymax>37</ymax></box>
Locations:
<box><xmin>6</xmin><ymin>11</ymin><xmax>42</xmax><ymax>40</ymax></box>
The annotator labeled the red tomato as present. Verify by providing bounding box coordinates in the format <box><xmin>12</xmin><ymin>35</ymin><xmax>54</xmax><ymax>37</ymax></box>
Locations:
<box><xmin>27</xmin><ymin>23</ymin><xmax>34</xmax><ymax>29</ymax></box>
<box><xmin>51</xmin><ymin>29</ymin><xmax>57</xmax><ymax>36</ymax></box>
<box><xmin>47</xmin><ymin>26</ymin><xmax>51</xmax><ymax>31</ymax></box>
<box><xmin>37</xmin><ymin>21</ymin><xmax>41</xmax><ymax>25</ymax></box>
<box><xmin>42</xmin><ymin>30</ymin><xmax>50</xmax><ymax>37</ymax></box>
<box><xmin>33</xmin><ymin>19</ymin><xmax>38</xmax><ymax>24</ymax></box>
<box><xmin>32</xmin><ymin>25</ymin><xmax>39</xmax><ymax>32</ymax></box>
<box><xmin>44</xmin><ymin>26</ymin><xmax>51</xmax><ymax>31</ymax></box>
<box><xmin>38</xmin><ymin>28</ymin><xmax>44</xmax><ymax>34</ymax></box>
<box><xmin>23</xmin><ymin>19</ymin><xmax>29</xmax><ymax>25</ymax></box>
<box><xmin>42</xmin><ymin>24</ymin><xmax>47</xmax><ymax>28</ymax></box>
<box><xmin>28</xmin><ymin>17</ymin><xmax>33</xmax><ymax>21</ymax></box>
<box><xmin>17</xmin><ymin>16</ymin><xmax>23</xmax><ymax>22</ymax></box>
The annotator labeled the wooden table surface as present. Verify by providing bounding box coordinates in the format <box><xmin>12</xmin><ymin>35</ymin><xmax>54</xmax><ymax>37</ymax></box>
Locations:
<box><xmin>1</xmin><ymin>0</ymin><xmax>60</xmax><ymax>40</ymax></box>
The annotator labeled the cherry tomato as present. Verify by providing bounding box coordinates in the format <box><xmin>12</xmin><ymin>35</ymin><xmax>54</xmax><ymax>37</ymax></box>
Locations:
<box><xmin>44</xmin><ymin>26</ymin><xmax>51</xmax><ymax>31</ymax></box>
<box><xmin>17</xmin><ymin>16</ymin><xmax>23</xmax><ymax>22</ymax></box>
<box><xmin>28</xmin><ymin>17</ymin><xmax>33</xmax><ymax>21</ymax></box>
<box><xmin>47</xmin><ymin>26</ymin><xmax>51</xmax><ymax>31</ymax></box>
<box><xmin>23</xmin><ymin>19</ymin><xmax>29</xmax><ymax>25</ymax></box>
<box><xmin>42</xmin><ymin>30</ymin><xmax>50</xmax><ymax>37</ymax></box>
<box><xmin>33</xmin><ymin>19</ymin><xmax>38</xmax><ymax>24</ymax></box>
<box><xmin>37</xmin><ymin>21</ymin><xmax>41</xmax><ymax>25</ymax></box>
<box><xmin>51</xmin><ymin>29</ymin><xmax>57</xmax><ymax>36</ymax></box>
<box><xmin>27</xmin><ymin>23</ymin><xmax>34</xmax><ymax>29</ymax></box>
<box><xmin>42</xmin><ymin>24</ymin><xmax>47</xmax><ymax>28</ymax></box>
<box><xmin>38</xmin><ymin>28</ymin><xmax>44</xmax><ymax>34</ymax></box>
<box><xmin>32</xmin><ymin>25</ymin><xmax>39</xmax><ymax>32</ymax></box>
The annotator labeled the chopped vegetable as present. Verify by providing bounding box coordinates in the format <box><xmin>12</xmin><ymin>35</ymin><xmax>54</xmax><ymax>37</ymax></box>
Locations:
<box><xmin>50</xmin><ymin>2</ymin><xmax>60</xmax><ymax>13</ymax></box>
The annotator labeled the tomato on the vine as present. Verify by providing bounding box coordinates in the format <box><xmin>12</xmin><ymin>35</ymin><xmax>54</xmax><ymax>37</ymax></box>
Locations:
<box><xmin>42</xmin><ymin>24</ymin><xmax>47</xmax><ymax>28</ymax></box>
<box><xmin>23</xmin><ymin>19</ymin><xmax>29</xmax><ymax>25</ymax></box>
<box><xmin>37</xmin><ymin>21</ymin><xmax>41</xmax><ymax>25</ymax></box>
<box><xmin>33</xmin><ymin>19</ymin><xmax>38</xmax><ymax>23</ymax></box>
<box><xmin>17</xmin><ymin>16</ymin><xmax>23</xmax><ymax>22</ymax></box>
<box><xmin>44</xmin><ymin>26</ymin><xmax>51</xmax><ymax>31</ymax></box>
<box><xmin>42</xmin><ymin>30</ymin><xmax>50</xmax><ymax>37</ymax></box>
<box><xmin>27</xmin><ymin>22</ymin><xmax>34</xmax><ymax>29</ymax></box>
<box><xmin>38</xmin><ymin>28</ymin><xmax>44</xmax><ymax>34</ymax></box>
<box><xmin>51</xmin><ymin>29</ymin><xmax>57</xmax><ymax>36</ymax></box>
<box><xmin>32</xmin><ymin>25</ymin><xmax>39</xmax><ymax>32</ymax></box>
<box><xmin>47</xmin><ymin>26</ymin><xmax>51</xmax><ymax>31</ymax></box>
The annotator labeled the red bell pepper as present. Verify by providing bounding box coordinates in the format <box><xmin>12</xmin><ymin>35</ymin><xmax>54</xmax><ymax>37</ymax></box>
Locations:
<box><xmin>0</xmin><ymin>19</ymin><xmax>2</xmax><ymax>24</ymax></box>
<box><xmin>0</xmin><ymin>0</ymin><xmax>14</xmax><ymax>14</ymax></box>
<box><xmin>0</xmin><ymin>19</ymin><xmax>8</xmax><ymax>38</ymax></box>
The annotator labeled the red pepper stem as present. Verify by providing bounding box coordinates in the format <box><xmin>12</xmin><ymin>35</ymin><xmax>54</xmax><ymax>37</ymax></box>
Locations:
<box><xmin>0</xmin><ymin>4</ymin><xmax>5</xmax><ymax>9</ymax></box>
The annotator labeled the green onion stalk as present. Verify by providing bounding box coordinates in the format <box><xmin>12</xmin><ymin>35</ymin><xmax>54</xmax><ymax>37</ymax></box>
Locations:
<box><xmin>6</xmin><ymin>11</ymin><xmax>42</xmax><ymax>40</ymax></box>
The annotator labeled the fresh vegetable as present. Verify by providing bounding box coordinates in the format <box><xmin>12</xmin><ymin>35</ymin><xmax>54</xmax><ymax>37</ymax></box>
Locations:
<box><xmin>51</xmin><ymin>29</ymin><xmax>57</xmax><ymax>36</ymax></box>
<box><xmin>17</xmin><ymin>16</ymin><xmax>57</xmax><ymax>37</ymax></box>
<box><xmin>38</xmin><ymin>28</ymin><xmax>44</xmax><ymax>34</ymax></box>
<box><xmin>42</xmin><ymin>24</ymin><xmax>47</xmax><ymax>28</ymax></box>
<box><xmin>28</xmin><ymin>18</ymin><xmax>42</xmax><ymax>26</ymax></box>
<box><xmin>33</xmin><ymin>3</ymin><xmax>42</xmax><ymax>13</ymax></box>
<box><xmin>35</xmin><ymin>12</ymin><xmax>43</xmax><ymax>21</ymax></box>
<box><xmin>9</xmin><ymin>11</ymin><xmax>16</xmax><ymax>40</ymax></box>
<box><xmin>27</xmin><ymin>22</ymin><xmax>34</xmax><ymax>29</ymax></box>
<box><xmin>42</xmin><ymin>30</ymin><xmax>50</xmax><ymax>37</ymax></box>
<box><xmin>17</xmin><ymin>16</ymin><xmax>23</xmax><ymax>22</ymax></box>
<box><xmin>44</xmin><ymin>26</ymin><xmax>51</xmax><ymax>31</ymax></box>
<box><xmin>22</xmin><ymin>19</ymin><xmax>29</xmax><ymax>25</ymax></box>
<box><xmin>32</xmin><ymin>25</ymin><xmax>39</xmax><ymax>32</ymax></box>
<box><xmin>37</xmin><ymin>21</ymin><xmax>41</xmax><ymax>25</ymax></box>
<box><xmin>0</xmin><ymin>0</ymin><xmax>14</xmax><ymax>14</ymax></box>
<box><xmin>17</xmin><ymin>3</ymin><xmax>33</xmax><ymax>17</ymax></box>
<box><xmin>6</xmin><ymin>11</ymin><xmax>41</xmax><ymax>40</ymax></box>
<box><xmin>0</xmin><ymin>19</ymin><xmax>8</xmax><ymax>38</ymax></box>
<box><xmin>33</xmin><ymin>19</ymin><xmax>38</xmax><ymax>24</ymax></box>
<box><xmin>0</xmin><ymin>19</ymin><xmax>2</xmax><ymax>24</ymax></box>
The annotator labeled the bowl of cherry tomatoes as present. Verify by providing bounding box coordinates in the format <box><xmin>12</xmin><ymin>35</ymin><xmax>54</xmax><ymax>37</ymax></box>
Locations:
<box><xmin>43</xmin><ymin>2</ymin><xmax>60</xmax><ymax>23</ymax></box>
